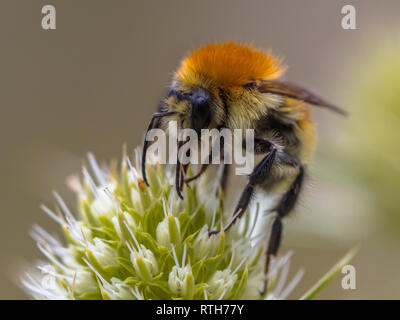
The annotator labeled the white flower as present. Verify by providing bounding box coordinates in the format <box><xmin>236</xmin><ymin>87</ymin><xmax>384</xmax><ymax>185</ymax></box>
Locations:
<box><xmin>112</xmin><ymin>211</ymin><xmax>137</xmax><ymax>240</ymax></box>
<box><xmin>168</xmin><ymin>265</ymin><xmax>194</xmax><ymax>299</ymax></box>
<box><xmin>103</xmin><ymin>278</ymin><xmax>137</xmax><ymax>300</ymax></box>
<box><xmin>22</xmin><ymin>149</ymin><xmax>304</xmax><ymax>300</ymax></box>
<box><xmin>90</xmin><ymin>186</ymin><xmax>116</xmax><ymax>219</ymax></box>
<box><xmin>207</xmin><ymin>269</ymin><xmax>238</xmax><ymax>300</ymax></box>
<box><xmin>130</xmin><ymin>244</ymin><xmax>159</xmax><ymax>281</ymax></box>
<box><xmin>87</xmin><ymin>238</ymin><xmax>119</xmax><ymax>267</ymax></box>
<box><xmin>156</xmin><ymin>214</ymin><xmax>181</xmax><ymax>247</ymax></box>
<box><xmin>192</xmin><ymin>225</ymin><xmax>219</xmax><ymax>260</ymax></box>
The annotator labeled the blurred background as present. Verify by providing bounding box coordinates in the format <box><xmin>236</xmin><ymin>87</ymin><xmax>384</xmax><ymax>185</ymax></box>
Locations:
<box><xmin>1</xmin><ymin>0</ymin><xmax>400</xmax><ymax>299</ymax></box>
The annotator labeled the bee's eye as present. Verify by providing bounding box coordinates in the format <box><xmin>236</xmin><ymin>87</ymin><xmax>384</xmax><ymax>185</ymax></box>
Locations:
<box><xmin>170</xmin><ymin>89</ymin><xmax>187</xmax><ymax>101</ymax></box>
<box><xmin>190</xmin><ymin>88</ymin><xmax>211</xmax><ymax>133</ymax></box>
<box><xmin>243</xmin><ymin>81</ymin><xmax>258</xmax><ymax>90</ymax></box>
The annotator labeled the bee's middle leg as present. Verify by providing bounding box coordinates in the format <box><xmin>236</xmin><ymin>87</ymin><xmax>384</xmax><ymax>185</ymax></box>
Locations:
<box><xmin>209</xmin><ymin>138</ymin><xmax>277</xmax><ymax>234</ymax></box>
<box><xmin>218</xmin><ymin>163</ymin><xmax>230</xmax><ymax>194</ymax></box>
<box><xmin>185</xmin><ymin>135</ymin><xmax>230</xmax><ymax>195</ymax></box>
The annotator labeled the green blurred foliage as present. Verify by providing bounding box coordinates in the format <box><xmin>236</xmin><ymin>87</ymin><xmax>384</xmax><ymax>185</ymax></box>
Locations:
<box><xmin>339</xmin><ymin>42</ymin><xmax>400</xmax><ymax>237</ymax></box>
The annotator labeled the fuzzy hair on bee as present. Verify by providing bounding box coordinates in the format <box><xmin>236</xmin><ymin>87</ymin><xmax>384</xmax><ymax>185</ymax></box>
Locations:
<box><xmin>141</xmin><ymin>41</ymin><xmax>346</xmax><ymax>295</ymax></box>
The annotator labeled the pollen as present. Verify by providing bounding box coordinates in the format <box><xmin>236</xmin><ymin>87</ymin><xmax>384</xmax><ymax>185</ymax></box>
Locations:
<box><xmin>176</xmin><ymin>42</ymin><xmax>285</xmax><ymax>87</ymax></box>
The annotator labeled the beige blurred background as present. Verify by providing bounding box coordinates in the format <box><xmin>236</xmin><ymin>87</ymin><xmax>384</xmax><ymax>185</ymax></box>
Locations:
<box><xmin>1</xmin><ymin>0</ymin><xmax>400</xmax><ymax>299</ymax></box>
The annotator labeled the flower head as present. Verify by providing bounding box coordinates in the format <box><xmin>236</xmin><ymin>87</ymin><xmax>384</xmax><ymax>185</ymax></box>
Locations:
<box><xmin>22</xmin><ymin>149</ymin><xmax>302</xmax><ymax>300</ymax></box>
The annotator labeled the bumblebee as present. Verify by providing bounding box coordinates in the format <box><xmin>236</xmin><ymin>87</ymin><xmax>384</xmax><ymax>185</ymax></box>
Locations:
<box><xmin>142</xmin><ymin>42</ymin><xmax>346</xmax><ymax>294</ymax></box>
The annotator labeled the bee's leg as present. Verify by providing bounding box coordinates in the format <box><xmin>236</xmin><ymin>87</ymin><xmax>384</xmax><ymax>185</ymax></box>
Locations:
<box><xmin>141</xmin><ymin>111</ymin><xmax>176</xmax><ymax>186</ymax></box>
<box><xmin>261</xmin><ymin>161</ymin><xmax>304</xmax><ymax>296</ymax></box>
<box><xmin>185</xmin><ymin>161</ymin><xmax>229</xmax><ymax>197</ymax></box>
<box><xmin>184</xmin><ymin>132</ymin><xmax>225</xmax><ymax>185</ymax></box>
<box><xmin>184</xmin><ymin>162</ymin><xmax>210</xmax><ymax>184</ymax></box>
<box><xmin>175</xmin><ymin>119</ymin><xmax>186</xmax><ymax>199</ymax></box>
<box><xmin>209</xmin><ymin>139</ymin><xmax>277</xmax><ymax>235</ymax></box>
<box><xmin>218</xmin><ymin>163</ymin><xmax>230</xmax><ymax>194</ymax></box>
<box><xmin>217</xmin><ymin>135</ymin><xmax>230</xmax><ymax>195</ymax></box>
<box><xmin>180</xmin><ymin>163</ymin><xmax>189</xmax><ymax>191</ymax></box>
<box><xmin>175</xmin><ymin>141</ymin><xmax>184</xmax><ymax>199</ymax></box>
<box><xmin>179</xmin><ymin>147</ymin><xmax>192</xmax><ymax>193</ymax></box>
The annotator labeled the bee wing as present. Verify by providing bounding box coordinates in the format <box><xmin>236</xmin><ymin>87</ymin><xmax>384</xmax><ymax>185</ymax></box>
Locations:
<box><xmin>257</xmin><ymin>80</ymin><xmax>348</xmax><ymax>116</ymax></box>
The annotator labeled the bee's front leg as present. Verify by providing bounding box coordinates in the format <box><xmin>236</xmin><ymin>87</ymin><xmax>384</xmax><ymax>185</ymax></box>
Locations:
<box><xmin>142</xmin><ymin>110</ymin><xmax>176</xmax><ymax>186</ymax></box>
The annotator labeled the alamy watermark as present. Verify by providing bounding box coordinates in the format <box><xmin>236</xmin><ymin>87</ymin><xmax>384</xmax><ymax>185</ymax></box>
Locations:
<box><xmin>341</xmin><ymin>5</ymin><xmax>356</xmax><ymax>30</ymax></box>
<box><xmin>145</xmin><ymin>121</ymin><xmax>255</xmax><ymax>175</ymax></box>
<box><xmin>341</xmin><ymin>264</ymin><xmax>356</xmax><ymax>290</ymax></box>
<box><xmin>41</xmin><ymin>5</ymin><xmax>56</xmax><ymax>30</ymax></box>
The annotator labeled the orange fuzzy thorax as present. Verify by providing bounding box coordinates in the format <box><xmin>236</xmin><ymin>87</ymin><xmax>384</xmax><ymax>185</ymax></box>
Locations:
<box><xmin>176</xmin><ymin>42</ymin><xmax>285</xmax><ymax>88</ymax></box>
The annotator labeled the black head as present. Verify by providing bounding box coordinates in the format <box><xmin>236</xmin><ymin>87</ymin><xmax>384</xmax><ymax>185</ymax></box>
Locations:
<box><xmin>167</xmin><ymin>86</ymin><xmax>213</xmax><ymax>133</ymax></box>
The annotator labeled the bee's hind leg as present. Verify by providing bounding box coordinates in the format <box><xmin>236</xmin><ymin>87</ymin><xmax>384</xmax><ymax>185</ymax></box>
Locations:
<box><xmin>206</xmin><ymin>136</ymin><xmax>305</xmax><ymax>296</ymax></box>
<box><xmin>261</xmin><ymin>161</ymin><xmax>304</xmax><ymax>296</ymax></box>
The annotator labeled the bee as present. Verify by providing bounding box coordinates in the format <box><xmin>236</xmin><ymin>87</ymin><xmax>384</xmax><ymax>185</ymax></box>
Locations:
<box><xmin>142</xmin><ymin>42</ymin><xmax>346</xmax><ymax>295</ymax></box>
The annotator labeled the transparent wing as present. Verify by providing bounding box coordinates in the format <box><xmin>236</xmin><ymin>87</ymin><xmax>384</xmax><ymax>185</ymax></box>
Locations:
<box><xmin>257</xmin><ymin>80</ymin><xmax>348</xmax><ymax>116</ymax></box>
